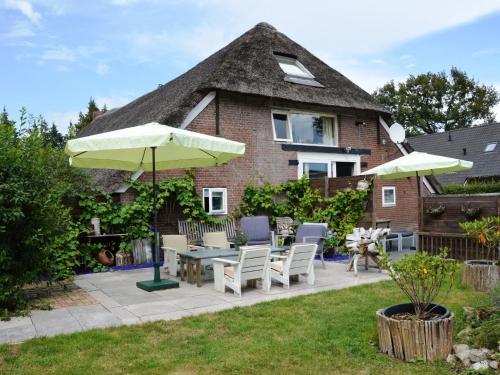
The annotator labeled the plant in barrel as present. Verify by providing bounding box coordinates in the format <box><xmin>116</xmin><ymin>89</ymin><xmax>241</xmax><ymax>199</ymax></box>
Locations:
<box><xmin>376</xmin><ymin>249</ymin><xmax>458</xmax><ymax>362</ymax></box>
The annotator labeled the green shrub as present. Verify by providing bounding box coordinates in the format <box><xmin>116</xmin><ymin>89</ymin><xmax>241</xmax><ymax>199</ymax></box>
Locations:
<box><xmin>380</xmin><ymin>249</ymin><xmax>458</xmax><ymax>319</ymax></box>
<box><xmin>0</xmin><ymin>110</ymin><xmax>90</xmax><ymax>310</ymax></box>
<box><xmin>240</xmin><ymin>178</ymin><xmax>369</xmax><ymax>250</ymax></box>
<box><xmin>443</xmin><ymin>181</ymin><xmax>500</xmax><ymax>194</ymax></box>
<box><xmin>460</xmin><ymin>216</ymin><xmax>500</xmax><ymax>260</ymax></box>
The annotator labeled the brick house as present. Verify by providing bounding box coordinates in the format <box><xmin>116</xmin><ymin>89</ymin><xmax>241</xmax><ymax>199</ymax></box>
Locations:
<box><xmin>81</xmin><ymin>22</ymin><xmax>437</xmax><ymax>233</ymax></box>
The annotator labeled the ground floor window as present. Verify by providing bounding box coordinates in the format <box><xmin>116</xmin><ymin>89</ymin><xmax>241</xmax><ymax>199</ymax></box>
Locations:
<box><xmin>297</xmin><ymin>152</ymin><xmax>361</xmax><ymax>179</ymax></box>
<box><xmin>203</xmin><ymin>188</ymin><xmax>228</xmax><ymax>215</ymax></box>
<box><xmin>382</xmin><ymin>186</ymin><xmax>396</xmax><ymax>207</ymax></box>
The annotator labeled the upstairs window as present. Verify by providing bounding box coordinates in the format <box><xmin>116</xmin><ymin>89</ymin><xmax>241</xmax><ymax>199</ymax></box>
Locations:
<box><xmin>274</xmin><ymin>53</ymin><xmax>323</xmax><ymax>87</ymax></box>
<box><xmin>272</xmin><ymin>111</ymin><xmax>336</xmax><ymax>146</ymax></box>
<box><xmin>484</xmin><ymin>142</ymin><xmax>497</xmax><ymax>152</ymax></box>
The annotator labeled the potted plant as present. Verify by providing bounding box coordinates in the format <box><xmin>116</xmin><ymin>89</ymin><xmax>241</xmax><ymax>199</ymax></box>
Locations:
<box><xmin>460</xmin><ymin>216</ymin><xmax>499</xmax><ymax>292</ymax></box>
<box><xmin>377</xmin><ymin>249</ymin><xmax>458</xmax><ymax>362</ymax></box>
<box><xmin>232</xmin><ymin>231</ymin><xmax>248</xmax><ymax>251</ymax></box>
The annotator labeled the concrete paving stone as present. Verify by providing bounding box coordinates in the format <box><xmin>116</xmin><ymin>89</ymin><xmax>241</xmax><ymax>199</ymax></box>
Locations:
<box><xmin>0</xmin><ymin>316</ymin><xmax>32</xmax><ymax>330</ymax></box>
<box><xmin>140</xmin><ymin>309</ymin><xmax>193</xmax><ymax>323</ymax></box>
<box><xmin>108</xmin><ymin>307</ymin><xmax>141</xmax><ymax>325</ymax></box>
<box><xmin>72</xmin><ymin>279</ymin><xmax>99</xmax><ymax>292</ymax></box>
<box><xmin>31</xmin><ymin>308</ymin><xmax>82</xmax><ymax>337</ymax></box>
<box><xmin>0</xmin><ymin>324</ymin><xmax>37</xmax><ymax>344</ymax></box>
<box><xmin>187</xmin><ymin>302</ymin><xmax>236</xmax><ymax>316</ymax></box>
<box><xmin>169</xmin><ymin>295</ymin><xmax>228</xmax><ymax>310</ymax></box>
<box><xmin>68</xmin><ymin>304</ymin><xmax>122</xmax><ymax>329</ymax></box>
<box><xmin>88</xmin><ymin>290</ymin><xmax>121</xmax><ymax>309</ymax></box>
<box><xmin>125</xmin><ymin>300</ymin><xmax>183</xmax><ymax>317</ymax></box>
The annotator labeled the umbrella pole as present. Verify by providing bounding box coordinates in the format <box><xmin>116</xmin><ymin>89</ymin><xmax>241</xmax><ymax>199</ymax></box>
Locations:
<box><xmin>136</xmin><ymin>147</ymin><xmax>179</xmax><ymax>291</ymax></box>
<box><xmin>152</xmin><ymin>146</ymin><xmax>161</xmax><ymax>283</ymax></box>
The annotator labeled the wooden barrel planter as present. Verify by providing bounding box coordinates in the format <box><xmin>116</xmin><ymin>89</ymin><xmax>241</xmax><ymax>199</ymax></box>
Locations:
<box><xmin>462</xmin><ymin>260</ymin><xmax>498</xmax><ymax>292</ymax></box>
<box><xmin>376</xmin><ymin>303</ymin><xmax>454</xmax><ymax>362</ymax></box>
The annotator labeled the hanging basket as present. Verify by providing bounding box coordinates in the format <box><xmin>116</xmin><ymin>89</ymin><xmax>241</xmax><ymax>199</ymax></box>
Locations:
<box><xmin>96</xmin><ymin>250</ymin><xmax>115</xmax><ymax>266</ymax></box>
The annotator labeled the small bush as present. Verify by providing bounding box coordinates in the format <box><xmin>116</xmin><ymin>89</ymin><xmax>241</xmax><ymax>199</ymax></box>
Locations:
<box><xmin>443</xmin><ymin>181</ymin><xmax>500</xmax><ymax>194</ymax></box>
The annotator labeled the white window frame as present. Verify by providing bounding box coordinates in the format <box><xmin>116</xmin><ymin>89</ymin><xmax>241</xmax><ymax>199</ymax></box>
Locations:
<box><xmin>297</xmin><ymin>152</ymin><xmax>361</xmax><ymax>179</ymax></box>
<box><xmin>203</xmin><ymin>188</ymin><xmax>228</xmax><ymax>215</ymax></box>
<box><xmin>275</xmin><ymin>55</ymin><xmax>315</xmax><ymax>79</ymax></box>
<box><xmin>271</xmin><ymin>110</ymin><xmax>291</xmax><ymax>142</ymax></box>
<box><xmin>484</xmin><ymin>142</ymin><xmax>497</xmax><ymax>152</ymax></box>
<box><xmin>382</xmin><ymin>186</ymin><xmax>396</xmax><ymax>207</ymax></box>
<box><xmin>271</xmin><ymin>109</ymin><xmax>338</xmax><ymax>146</ymax></box>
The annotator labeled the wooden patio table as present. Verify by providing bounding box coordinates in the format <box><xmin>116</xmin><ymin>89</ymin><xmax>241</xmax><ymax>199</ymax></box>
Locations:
<box><xmin>179</xmin><ymin>247</ymin><xmax>288</xmax><ymax>287</ymax></box>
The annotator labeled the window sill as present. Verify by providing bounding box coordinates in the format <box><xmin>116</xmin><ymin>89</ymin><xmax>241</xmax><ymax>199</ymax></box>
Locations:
<box><xmin>382</xmin><ymin>204</ymin><xmax>396</xmax><ymax>208</ymax></box>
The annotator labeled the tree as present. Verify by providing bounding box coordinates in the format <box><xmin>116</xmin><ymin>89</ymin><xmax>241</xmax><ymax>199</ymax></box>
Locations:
<box><xmin>0</xmin><ymin>108</ymin><xmax>90</xmax><ymax>310</ymax></box>
<box><xmin>68</xmin><ymin>97</ymin><xmax>101</xmax><ymax>137</ymax></box>
<box><xmin>373</xmin><ymin>68</ymin><xmax>499</xmax><ymax>136</ymax></box>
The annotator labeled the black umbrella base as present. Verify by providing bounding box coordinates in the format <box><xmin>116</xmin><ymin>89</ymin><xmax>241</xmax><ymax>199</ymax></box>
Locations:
<box><xmin>136</xmin><ymin>279</ymin><xmax>179</xmax><ymax>292</ymax></box>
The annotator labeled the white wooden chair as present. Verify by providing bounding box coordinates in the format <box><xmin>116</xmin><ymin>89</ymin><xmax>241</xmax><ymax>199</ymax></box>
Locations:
<box><xmin>213</xmin><ymin>246</ymin><xmax>271</xmax><ymax>296</ymax></box>
<box><xmin>203</xmin><ymin>231</ymin><xmax>231</xmax><ymax>249</ymax></box>
<box><xmin>269</xmin><ymin>243</ymin><xmax>317</xmax><ymax>288</ymax></box>
<box><xmin>162</xmin><ymin>235</ymin><xmax>190</xmax><ymax>276</ymax></box>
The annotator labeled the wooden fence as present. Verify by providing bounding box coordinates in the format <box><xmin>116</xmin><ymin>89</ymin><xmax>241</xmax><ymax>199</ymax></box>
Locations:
<box><xmin>417</xmin><ymin>232</ymin><xmax>498</xmax><ymax>261</ymax></box>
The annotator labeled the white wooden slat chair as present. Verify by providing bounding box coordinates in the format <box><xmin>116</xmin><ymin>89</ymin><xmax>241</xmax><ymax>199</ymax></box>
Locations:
<box><xmin>161</xmin><ymin>235</ymin><xmax>191</xmax><ymax>276</ymax></box>
<box><xmin>213</xmin><ymin>246</ymin><xmax>271</xmax><ymax>296</ymax></box>
<box><xmin>203</xmin><ymin>231</ymin><xmax>231</xmax><ymax>249</ymax></box>
<box><xmin>269</xmin><ymin>243</ymin><xmax>318</xmax><ymax>288</ymax></box>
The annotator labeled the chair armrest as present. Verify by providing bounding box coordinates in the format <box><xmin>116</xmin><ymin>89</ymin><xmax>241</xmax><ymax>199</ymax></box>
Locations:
<box><xmin>188</xmin><ymin>245</ymin><xmax>205</xmax><ymax>251</ymax></box>
<box><xmin>161</xmin><ymin>246</ymin><xmax>178</xmax><ymax>252</ymax></box>
<box><xmin>270</xmin><ymin>254</ymin><xmax>287</xmax><ymax>259</ymax></box>
<box><xmin>212</xmin><ymin>258</ymin><xmax>240</xmax><ymax>265</ymax></box>
<box><xmin>302</xmin><ymin>236</ymin><xmax>325</xmax><ymax>242</ymax></box>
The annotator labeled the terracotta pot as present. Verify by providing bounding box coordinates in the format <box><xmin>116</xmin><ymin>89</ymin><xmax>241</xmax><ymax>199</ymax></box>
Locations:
<box><xmin>96</xmin><ymin>250</ymin><xmax>115</xmax><ymax>266</ymax></box>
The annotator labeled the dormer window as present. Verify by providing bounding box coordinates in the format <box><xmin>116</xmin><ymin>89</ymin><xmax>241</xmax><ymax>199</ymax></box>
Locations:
<box><xmin>274</xmin><ymin>53</ymin><xmax>323</xmax><ymax>87</ymax></box>
<box><xmin>484</xmin><ymin>142</ymin><xmax>497</xmax><ymax>152</ymax></box>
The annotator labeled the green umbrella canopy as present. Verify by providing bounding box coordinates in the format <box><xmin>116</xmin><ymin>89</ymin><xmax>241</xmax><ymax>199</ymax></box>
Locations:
<box><xmin>362</xmin><ymin>151</ymin><xmax>473</xmax><ymax>179</ymax></box>
<box><xmin>65</xmin><ymin>122</ymin><xmax>245</xmax><ymax>171</ymax></box>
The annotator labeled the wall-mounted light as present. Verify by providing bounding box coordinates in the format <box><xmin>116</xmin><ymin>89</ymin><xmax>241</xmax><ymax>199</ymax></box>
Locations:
<box><xmin>345</xmin><ymin>146</ymin><xmax>352</xmax><ymax>153</ymax></box>
<box><xmin>355</xmin><ymin>121</ymin><xmax>367</xmax><ymax>126</ymax></box>
<box><xmin>381</xmin><ymin>138</ymin><xmax>387</xmax><ymax>145</ymax></box>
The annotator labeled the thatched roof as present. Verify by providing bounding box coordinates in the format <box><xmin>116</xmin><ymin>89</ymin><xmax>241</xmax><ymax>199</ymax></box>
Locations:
<box><xmin>79</xmin><ymin>22</ymin><xmax>389</xmax><ymax>137</ymax></box>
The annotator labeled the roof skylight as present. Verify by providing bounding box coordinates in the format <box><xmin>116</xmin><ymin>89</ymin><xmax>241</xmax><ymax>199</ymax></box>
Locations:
<box><xmin>484</xmin><ymin>142</ymin><xmax>497</xmax><ymax>152</ymax></box>
<box><xmin>274</xmin><ymin>54</ymin><xmax>323</xmax><ymax>87</ymax></box>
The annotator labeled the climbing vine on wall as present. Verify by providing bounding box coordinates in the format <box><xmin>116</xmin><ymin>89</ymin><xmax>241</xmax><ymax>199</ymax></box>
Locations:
<box><xmin>240</xmin><ymin>177</ymin><xmax>370</xmax><ymax>248</ymax></box>
<box><xmin>78</xmin><ymin>175</ymin><xmax>222</xmax><ymax>250</ymax></box>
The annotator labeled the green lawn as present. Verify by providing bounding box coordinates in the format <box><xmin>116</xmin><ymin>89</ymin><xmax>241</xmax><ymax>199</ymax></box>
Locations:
<box><xmin>0</xmin><ymin>280</ymin><xmax>489</xmax><ymax>375</ymax></box>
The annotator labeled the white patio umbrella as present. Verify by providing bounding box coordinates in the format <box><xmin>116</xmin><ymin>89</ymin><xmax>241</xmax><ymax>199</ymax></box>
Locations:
<box><xmin>362</xmin><ymin>151</ymin><xmax>473</xmax><ymax>181</ymax></box>
<box><xmin>362</xmin><ymin>151</ymin><xmax>473</xmax><ymax>231</ymax></box>
<box><xmin>65</xmin><ymin>122</ymin><xmax>245</xmax><ymax>291</ymax></box>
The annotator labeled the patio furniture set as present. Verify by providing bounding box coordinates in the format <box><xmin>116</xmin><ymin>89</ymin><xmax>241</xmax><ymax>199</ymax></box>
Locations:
<box><xmin>162</xmin><ymin>216</ymin><xmax>327</xmax><ymax>295</ymax></box>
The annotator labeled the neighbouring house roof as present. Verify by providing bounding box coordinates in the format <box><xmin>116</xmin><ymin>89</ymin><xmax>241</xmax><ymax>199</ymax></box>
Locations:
<box><xmin>79</xmin><ymin>22</ymin><xmax>388</xmax><ymax>138</ymax></box>
<box><xmin>407</xmin><ymin>123</ymin><xmax>500</xmax><ymax>185</ymax></box>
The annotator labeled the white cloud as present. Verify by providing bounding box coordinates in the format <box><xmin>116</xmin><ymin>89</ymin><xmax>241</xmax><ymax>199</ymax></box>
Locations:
<box><xmin>95</xmin><ymin>93</ymin><xmax>134</xmax><ymax>110</ymax></box>
<box><xmin>41</xmin><ymin>46</ymin><xmax>75</xmax><ymax>61</ymax></box>
<box><xmin>473</xmin><ymin>48</ymin><xmax>498</xmax><ymax>56</ymax></box>
<box><xmin>370</xmin><ymin>59</ymin><xmax>385</xmax><ymax>65</ymax></box>
<box><xmin>96</xmin><ymin>62</ymin><xmax>110</xmax><ymax>75</ymax></box>
<box><xmin>3</xmin><ymin>20</ymin><xmax>35</xmax><ymax>37</ymax></box>
<box><xmin>400</xmin><ymin>54</ymin><xmax>412</xmax><ymax>60</ymax></box>
<box><xmin>4</xmin><ymin>0</ymin><xmax>41</xmax><ymax>24</ymax></box>
<box><xmin>44</xmin><ymin>110</ymin><xmax>80</xmax><ymax>132</ymax></box>
<box><xmin>405</xmin><ymin>63</ymin><xmax>416</xmax><ymax>68</ymax></box>
<box><xmin>180</xmin><ymin>0</ymin><xmax>500</xmax><ymax>58</ymax></box>
<box><xmin>110</xmin><ymin>0</ymin><xmax>138</xmax><ymax>5</ymax></box>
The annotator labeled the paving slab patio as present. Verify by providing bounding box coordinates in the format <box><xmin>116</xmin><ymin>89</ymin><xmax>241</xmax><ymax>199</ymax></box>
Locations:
<box><xmin>0</xmin><ymin>260</ymin><xmax>389</xmax><ymax>344</ymax></box>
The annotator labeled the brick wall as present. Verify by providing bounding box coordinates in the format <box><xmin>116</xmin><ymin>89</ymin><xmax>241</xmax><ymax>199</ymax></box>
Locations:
<box><xmin>122</xmin><ymin>91</ymin><xmax>425</xmax><ymax>232</ymax></box>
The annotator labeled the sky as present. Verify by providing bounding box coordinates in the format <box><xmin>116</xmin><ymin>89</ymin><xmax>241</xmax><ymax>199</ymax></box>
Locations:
<box><xmin>1</xmin><ymin>0</ymin><xmax>500</xmax><ymax>133</ymax></box>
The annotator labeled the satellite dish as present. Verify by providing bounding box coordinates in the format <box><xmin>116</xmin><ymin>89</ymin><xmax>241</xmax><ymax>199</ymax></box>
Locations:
<box><xmin>388</xmin><ymin>122</ymin><xmax>406</xmax><ymax>143</ymax></box>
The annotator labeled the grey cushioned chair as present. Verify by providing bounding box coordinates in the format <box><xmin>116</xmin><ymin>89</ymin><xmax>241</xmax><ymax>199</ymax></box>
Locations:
<box><xmin>295</xmin><ymin>224</ymin><xmax>328</xmax><ymax>268</ymax></box>
<box><xmin>240</xmin><ymin>216</ymin><xmax>274</xmax><ymax>246</ymax></box>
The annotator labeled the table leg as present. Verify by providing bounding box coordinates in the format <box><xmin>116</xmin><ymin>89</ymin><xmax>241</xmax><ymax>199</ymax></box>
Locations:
<box><xmin>180</xmin><ymin>256</ymin><xmax>185</xmax><ymax>281</ymax></box>
<box><xmin>195</xmin><ymin>259</ymin><xmax>202</xmax><ymax>287</ymax></box>
<box><xmin>187</xmin><ymin>259</ymin><xmax>193</xmax><ymax>284</ymax></box>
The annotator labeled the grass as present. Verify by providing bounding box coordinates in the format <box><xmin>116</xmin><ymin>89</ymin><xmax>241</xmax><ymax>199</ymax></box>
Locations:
<box><xmin>0</xmin><ymin>280</ymin><xmax>489</xmax><ymax>375</ymax></box>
